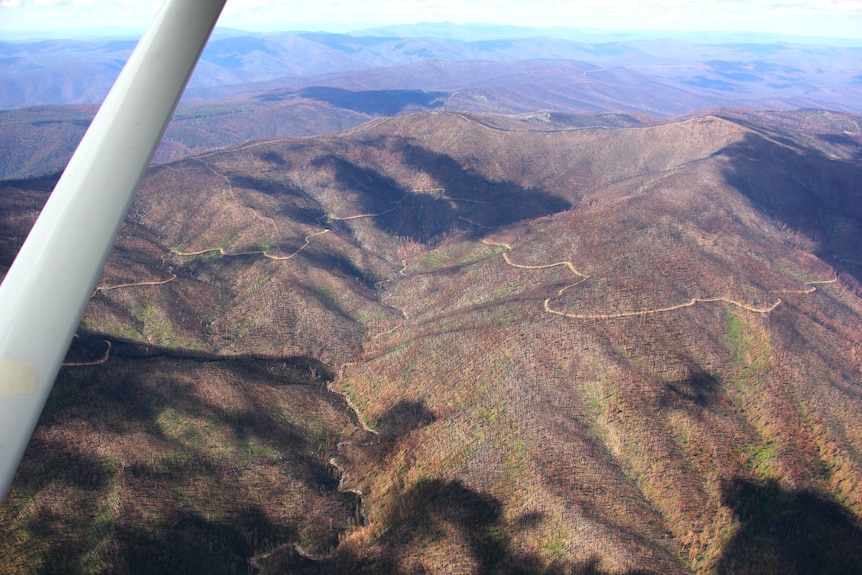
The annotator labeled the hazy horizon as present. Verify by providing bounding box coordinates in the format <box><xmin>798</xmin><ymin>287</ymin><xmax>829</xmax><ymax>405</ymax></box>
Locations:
<box><xmin>1</xmin><ymin>0</ymin><xmax>861</xmax><ymax>43</ymax></box>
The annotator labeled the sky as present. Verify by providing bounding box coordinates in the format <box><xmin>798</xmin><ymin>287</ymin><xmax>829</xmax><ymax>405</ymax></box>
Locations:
<box><xmin>0</xmin><ymin>0</ymin><xmax>861</xmax><ymax>41</ymax></box>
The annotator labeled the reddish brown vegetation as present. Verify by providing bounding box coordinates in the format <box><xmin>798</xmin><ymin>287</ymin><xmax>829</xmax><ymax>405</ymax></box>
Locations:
<box><xmin>1</xmin><ymin>110</ymin><xmax>861</xmax><ymax>573</ymax></box>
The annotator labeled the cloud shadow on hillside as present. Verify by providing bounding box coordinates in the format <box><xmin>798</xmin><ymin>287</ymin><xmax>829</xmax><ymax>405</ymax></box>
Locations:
<box><xmin>664</xmin><ymin>368</ymin><xmax>721</xmax><ymax>409</ymax></box>
<box><xmin>113</xmin><ymin>507</ymin><xmax>295</xmax><ymax>575</ymax></box>
<box><xmin>719</xmin><ymin>132</ymin><xmax>862</xmax><ymax>286</ymax></box>
<box><xmin>313</xmin><ymin>144</ymin><xmax>571</xmax><ymax>244</ymax></box>
<box><xmin>375</xmin><ymin>399</ymin><xmax>436</xmax><ymax>442</ymax></box>
<box><xmin>300</xmin><ymin>246</ymin><xmax>379</xmax><ymax>289</ymax></box>
<box><xmin>270</xmin><ymin>479</ymin><xmax>659</xmax><ymax>574</ymax></box>
<box><xmin>298</xmin><ymin>87</ymin><xmax>448</xmax><ymax>116</ymax></box>
<box><xmin>396</xmin><ymin>141</ymin><xmax>573</xmax><ymax>233</ymax></box>
<box><xmin>717</xmin><ymin>477</ymin><xmax>862</xmax><ymax>575</ymax></box>
<box><xmin>0</xmin><ymin>335</ymin><xmax>359</xmax><ymax>573</ymax></box>
<box><xmin>11</xmin><ymin>432</ymin><xmax>303</xmax><ymax>574</ymax></box>
<box><xmin>226</xmin><ymin>172</ymin><xmax>329</xmax><ymax>227</ymax></box>
<box><xmin>9</xmin><ymin>436</ymin><xmax>309</xmax><ymax>575</ymax></box>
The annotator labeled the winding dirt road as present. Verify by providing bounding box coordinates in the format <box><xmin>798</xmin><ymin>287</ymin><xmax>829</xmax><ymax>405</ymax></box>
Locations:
<box><xmin>484</xmin><ymin>237</ymin><xmax>831</xmax><ymax>319</ymax></box>
<box><xmin>544</xmin><ymin>295</ymin><xmax>782</xmax><ymax>320</ymax></box>
<box><xmin>171</xmin><ymin>229</ymin><xmax>330</xmax><ymax>261</ymax></box>
<box><xmin>62</xmin><ymin>339</ymin><xmax>112</xmax><ymax>367</ymax></box>
<box><xmin>93</xmin><ymin>272</ymin><xmax>177</xmax><ymax>295</ymax></box>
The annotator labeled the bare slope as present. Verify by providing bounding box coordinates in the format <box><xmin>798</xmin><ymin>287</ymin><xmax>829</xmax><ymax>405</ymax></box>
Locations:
<box><xmin>1</xmin><ymin>111</ymin><xmax>861</xmax><ymax>574</ymax></box>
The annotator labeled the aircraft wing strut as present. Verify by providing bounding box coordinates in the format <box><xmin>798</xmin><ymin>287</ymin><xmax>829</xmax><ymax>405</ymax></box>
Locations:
<box><xmin>0</xmin><ymin>0</ymin><xmax>227</xmax><ymax>500</ymax></box>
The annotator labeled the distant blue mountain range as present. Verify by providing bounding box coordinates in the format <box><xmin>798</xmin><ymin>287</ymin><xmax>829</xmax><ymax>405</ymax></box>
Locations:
<box><xmin>1</xmin><ymin>24</ymin><xmax>860</xmax><ymax>113</ymax></box>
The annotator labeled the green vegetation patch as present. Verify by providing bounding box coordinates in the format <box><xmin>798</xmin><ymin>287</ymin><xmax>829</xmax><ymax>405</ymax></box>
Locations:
<box><xmin>418</xmin><ymin>241</ymin><xmax>504</xmax><ymax>271</ymax></box>
<box><xmin>746</xmin><ymin>439</ymin><xmax>779</xmax><ymax>478</ymax></box>
<box><xmin>722</xmin><ymin>307</ymin><xmax>771</xmax><ymax>390</ymax></box>
<box><xmin>244</xmin><ymin>270</ymin><xmax>272</xmax><ymax>296</ymax></box>
<box><xmin>492</xmin><ymin>282</ymin><xmax>523</xmax><ymax>301</ymax></box>
<box><xmin>311</xmin><ymin>283</ymin><xmax>338</xmax><ymax>306</ymax></box>
<box><xmin>156</xmin><ymin>407</ymin><xmax>235</xmax><ymax>456</ymax></box>
<box><xmin>81</xmin><ymin>318</ymin><xmax>140</xmax><ymax>341</ymax></box>
<box><xmin>216</xmin><ymin>231</ymin><xmax>241</xmax><ymax>251</ymax></box>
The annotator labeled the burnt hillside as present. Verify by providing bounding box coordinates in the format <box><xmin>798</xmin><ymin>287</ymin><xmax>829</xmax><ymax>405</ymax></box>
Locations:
<box><xmin>1</xmin><ymin>110</ymin><xmax>861</xmax><ymax>574</ymax></box>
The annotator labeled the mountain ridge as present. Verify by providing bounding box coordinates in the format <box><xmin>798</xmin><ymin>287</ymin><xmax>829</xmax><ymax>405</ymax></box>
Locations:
<box><xmin>3</xmin><ymin>30</ymin><xmax>860</xmax><ymax>111</ymax></box>
<box><xmin>2</xmin><ymin>109</ymin><xmax>861</xmax><ymax>572</ymax></box>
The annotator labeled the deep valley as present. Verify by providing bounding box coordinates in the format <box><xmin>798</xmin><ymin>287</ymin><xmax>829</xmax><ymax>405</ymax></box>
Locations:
<box><xmin>1</xmin><ymin>106</ymin><xmax>861</xmax><ymax>573</ymax></box>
